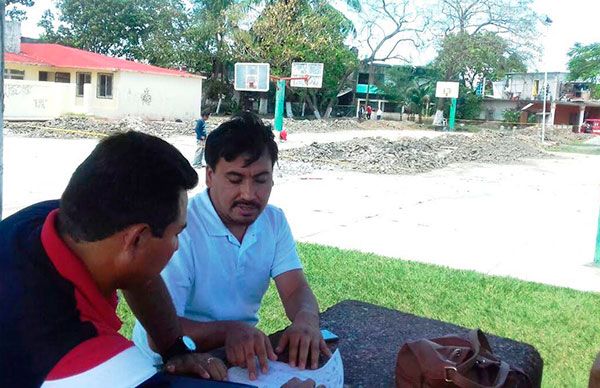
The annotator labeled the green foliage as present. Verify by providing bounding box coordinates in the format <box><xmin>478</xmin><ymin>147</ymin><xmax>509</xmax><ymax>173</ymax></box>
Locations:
<box><xmin>502</xmin><ymin>109</ymin><xmax>521</xmax><ymax>124</ymax></box>
<box><xmin>456</xmin><ymin>87</ymin><xmax>482</xmax><ymax>120</ymax></box>
<box><xmin>118</xmin><ymin>242</ymin><xmax>600</xmax><ymax>386</ymax></box>
<box><xmin>435</xmin><ymin>32</ymin><xmax>526</xmax><ymax>89</ymax></box>
<box><xmin>181</xmin><ymin>0</ymin><xmax>244</xmax><ymax>74</ymax></box>
<box><xmin>383</xmin><ymin>65</ymin><xmax>442</xmax><ymax>115</ymax></box>
<box><xmin>5</xmin><ymin>0</ymin><xmax>34</xmax><ymax>21</ymax></box>
<box><xmin>39</xmin><ymin>0</ymin><xmax>190</xmax><ymax>66</ymax></box>
<box><xmin>568</xmin><ymin>42</ymin><xmax>600</xmax><ymax>83</ymax></box>
<box><xmin>235</xmin><ymin>0</ymin><xmax>358</xmax><ymax>114</ymax></box>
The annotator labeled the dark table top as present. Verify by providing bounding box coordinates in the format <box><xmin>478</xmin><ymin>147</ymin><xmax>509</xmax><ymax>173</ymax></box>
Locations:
<box><xmin>317</xmin><ymin>300</ymin><xmax>543</xmax><ymax>387</ymax></box>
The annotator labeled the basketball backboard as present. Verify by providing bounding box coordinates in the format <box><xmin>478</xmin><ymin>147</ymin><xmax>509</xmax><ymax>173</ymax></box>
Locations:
<box><xmin>290</xmin><ymin>62</ymin><xmax>323</xmax><ymax>88</ymax></box>
<box><xmin>435</xmin><ymin>81</ymin><xmax>459</xmax><ymax>98</ymax></box>
<box><xmin>234</xmin><ymin>63</ymin><xmax>270</xmax><ymax>92</ymax></box>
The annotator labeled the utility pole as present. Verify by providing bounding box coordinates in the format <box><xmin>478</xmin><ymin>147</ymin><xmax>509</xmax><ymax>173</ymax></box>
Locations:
<box><xmin>541</xmin><ymin>71</ymin><xmax>548</xmax><ymax>143</ymax></box>
<box><xmin>1</xmin><ymin>6</ymin><xmax>6</xmax><ymax>220</ymax></box>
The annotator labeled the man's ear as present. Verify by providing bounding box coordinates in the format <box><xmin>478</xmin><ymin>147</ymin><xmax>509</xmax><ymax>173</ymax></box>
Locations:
<box><xmin>122</xmin><ymin>224</ymin><xmax>152</xmax><ymax>254</ymax></box>
<box><xmin>206</xmin><ymin>166</ymin><xmax>214</xmax><ymax>188</ymax></box>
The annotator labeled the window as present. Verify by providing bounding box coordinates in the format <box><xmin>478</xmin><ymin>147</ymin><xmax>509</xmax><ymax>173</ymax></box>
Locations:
<box><xmin>97</xmin><ymin>73</ymin><xmax>113</xmax><ymax>98</ymax></box>
<box><xmin>4</xmin><ymin>69</ymin><xmax>25</xmax><ymax>80</ymax></box>
<box><xmin>39</xmin><ymin>71</ymin><xmax>49</xmax><ymax>81</ymax></box>
<box><xmin>357</xmin><ymin>73</ymin><xmax>369</xmax><ymax>84</ymax></box>
<box><xmin>532</xmin><ymin>79</ymin><xmax>539</xmax><ymax>97</ymax></box>
<box><xmin>76</xmin><ymin>72</ymin><xmax>91</xmax><ymax>96</ymax></box>
<box><xmin>55</xmin><ymin>72</ymin><xmax>71</xmax><ymax>83</ymax></box>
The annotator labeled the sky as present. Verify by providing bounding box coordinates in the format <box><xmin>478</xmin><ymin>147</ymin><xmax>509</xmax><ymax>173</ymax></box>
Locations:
<box><xmin>14</xmin><ymin>0</ymin><xmax>600</xmax><ymax>73</ymax></box>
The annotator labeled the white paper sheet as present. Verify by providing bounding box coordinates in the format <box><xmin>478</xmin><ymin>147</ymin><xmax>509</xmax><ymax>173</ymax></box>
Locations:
<box><xmin>227</xmin><ymin>349</ymin><xmax>343</xmax><ymax>388</ymax></box>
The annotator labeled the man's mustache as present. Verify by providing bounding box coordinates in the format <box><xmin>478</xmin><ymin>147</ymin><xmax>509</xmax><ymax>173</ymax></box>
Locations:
<box><xmin>232</xmin><ymin>200</ymin><xmax>260</xmax><ymax>209</ymax></box>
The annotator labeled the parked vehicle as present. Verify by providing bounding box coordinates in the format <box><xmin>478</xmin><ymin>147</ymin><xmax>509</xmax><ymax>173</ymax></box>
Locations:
<box><xmin>578</xmin><ymin>119</ymin><xmax>600</xmax><ymax>134</ymax></box>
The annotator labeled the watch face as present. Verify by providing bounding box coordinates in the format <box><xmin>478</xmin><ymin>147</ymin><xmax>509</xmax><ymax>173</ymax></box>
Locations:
<box><xmin>182</xmin><ymin>335</ymin><xmax>197</xmax><ymax>352</ymax></box>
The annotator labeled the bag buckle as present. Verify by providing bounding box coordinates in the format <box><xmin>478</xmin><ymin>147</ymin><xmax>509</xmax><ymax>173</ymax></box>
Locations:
<box><xmin>444</xmin><ymin>366</ymin><xmax>457</xmax><ymax>382</ymax></box>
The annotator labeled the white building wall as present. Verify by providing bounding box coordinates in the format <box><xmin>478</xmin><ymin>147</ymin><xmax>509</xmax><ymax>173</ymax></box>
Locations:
<box><xmin>505</xmin><ymin>72</ymin><xmax>568</xmax><ymax>100</ymax></box>
<box><xmin>116</xmin><ymin>71</ymin><xmax>203</xmax><ymax>121</ymax></box>
<box><xmin>479</xmin><ymin>100</ymin><xmax>519</xmax><ymax>121</ymax></box>
<box><xmin>4</xmin><ymin>63</ymin><xmax>120</xmax><ymax>117</ymax></box>
<box><xmin>4</xmin><ymin>63</ymin><xmax>202</xmax><ymax>120</ymax></box>
<box><xmin>88</xmin><ymin>71</ymin><xmax>121</xmax><ymax>118</ymax></box>
<box><xmin>4</xmin><ymin>80</ymin><xmax>75</xmax><ymax>120</ymax></box>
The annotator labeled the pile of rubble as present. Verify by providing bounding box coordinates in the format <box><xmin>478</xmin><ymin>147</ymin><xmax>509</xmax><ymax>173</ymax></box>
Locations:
<box><xmin>279</xmin><ymin>117</ymin><xmax>423</xmax><ymax>133</ymax></box>
<box><xmin>5</xmin><ymin>115</ymin><xmax>592</xmax><ymax>176</ymax></box>
<box><xmin>5</xmin><ymin>116</ymin><xmax>197</xmax><ymax>139</ymax></box>
<box><xmin>280</xmin><ymin>130</ymin><xmax>548</xmax><ymax>175</ymax></box>
<box><xmin>4</xmin><ymin>114</ymin><xmax>427</xmax><ymax>139</ymax></box>
<box><xmin>518</xmin><ymin>125</ymin><xmax>592</xmax><ymax>146</ymax></box>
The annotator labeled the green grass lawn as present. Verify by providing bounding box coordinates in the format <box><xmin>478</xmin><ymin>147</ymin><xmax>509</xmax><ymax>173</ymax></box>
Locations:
<box><xmin>549</xmin><ymin>142</ymin><xmax>600</xmax><ymax>155</ymax></box>
<box><xmin>118</xmin><ymin>243</ymin><xmax>600</xmax><ymax>387</ymax></box>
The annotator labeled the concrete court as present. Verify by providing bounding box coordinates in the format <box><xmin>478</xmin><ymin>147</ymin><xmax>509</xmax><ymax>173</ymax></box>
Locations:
<box><xmin>3</xmin><ymin>133</ymin><xmax>600</xmax><ymax>293</ymax></box>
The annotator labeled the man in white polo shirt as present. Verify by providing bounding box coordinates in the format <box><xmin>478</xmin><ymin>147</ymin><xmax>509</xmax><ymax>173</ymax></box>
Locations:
<box><xmin>133</xmin><ymin>112</ymin><xmax>330</xmax><ymax>381</ymax></box>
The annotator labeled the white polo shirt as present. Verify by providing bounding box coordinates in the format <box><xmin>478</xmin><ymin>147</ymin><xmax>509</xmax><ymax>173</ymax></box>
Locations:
<box><xmin>132</xmin><ymin>189</ymin><xmax>302</xmax><ymax>360</ymax></box>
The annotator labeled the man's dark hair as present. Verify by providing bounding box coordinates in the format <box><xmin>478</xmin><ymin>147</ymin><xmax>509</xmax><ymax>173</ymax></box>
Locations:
<box><xmin>201</xmin><ymin>112</ymin><xmax>210</xmax><ymax>119</ymax></box>
<box><xmin>205</xmin><ymin>111</ymin><xmax>278</xmax><ymax>170</ymax></box>
<box><xmin>59</xmin><ymin>131</ymin><xmax>198</xmax><ymax>242</ymax></box>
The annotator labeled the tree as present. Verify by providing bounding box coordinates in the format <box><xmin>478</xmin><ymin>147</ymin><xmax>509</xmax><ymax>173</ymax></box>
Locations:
<box><xmin>5</xmin><ymin>0</ymin><xmax>33</xmax><ymax>21</ymax></box>
<box><xmin>382</xmin><ymin>65</ymin><xmax>441</xmax><ymax>120</ymax></box>
<box><xmin>568</xmin><ymin>43</ymin><xmax>600</xmax><ymax>81</ymax></box>
<box><xmin>39</xmin><ymin>0</ymin><xmax>189</xmax><ymax>64</ymax></box>
<box><xmin>434</xmin><ymin>0</ymin><xmax>543</xmax><ymax>55</ymax></box>
<box><xmin>435</xmin><ymin>31</ymin><xmax>526</xmax><ymax>89</ymax></box>
<box><xmin>354</xmin><ymin>0</ymin><xmax>428</xmax><ymax>105</ymax></box>
<box><xmin>433</xmin><ymin>32</ymin><xmax>525</xmax><ymax>121</ymax></box>
<box><xmin>568</xmin><ymin>42</ymin><xmax>600</xmax><ymax>100</ymax></box>
<box><xmin>236</xmin><ymin>0</ymin><xmax>358</xmax><ymax>117</ymax></box>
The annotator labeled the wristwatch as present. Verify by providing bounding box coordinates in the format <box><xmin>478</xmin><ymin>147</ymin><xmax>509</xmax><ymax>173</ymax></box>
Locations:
<box><xmin>161</xmin><ymin>335</ymin><xmax>197</xmax><ymax>363</ymax></box>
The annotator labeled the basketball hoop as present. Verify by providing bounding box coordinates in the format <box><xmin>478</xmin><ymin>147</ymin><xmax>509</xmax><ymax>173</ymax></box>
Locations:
<box><xmin>234</xmin><ymin>63</ymin><xmax>270</xmax><ymax>92</ymax></box>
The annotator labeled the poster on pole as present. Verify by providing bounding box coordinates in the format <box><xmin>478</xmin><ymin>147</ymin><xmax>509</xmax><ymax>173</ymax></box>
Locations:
<box><xmin>290</xmin><ymin>62</ymin><xmax>323</xmax><ymax>88</ymax></box>
<box><xmin>435</xmin><ymin>82</ymin><xmax>459</xmax><ymax>98</ymax></box>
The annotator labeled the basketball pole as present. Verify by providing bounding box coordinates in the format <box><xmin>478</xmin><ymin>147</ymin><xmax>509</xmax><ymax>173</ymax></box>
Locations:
<box><xmin>274</xmin><ymin>80</ymin><xmax>285</xmax><ymax>132</ymax></box>
<box><xmin>271</xmin><ymin>75</ymin><xmax>309</xmax><ymax>133</ymax></box>
<box><xmin>449</xmin><ymin>98</ymin><xmax>457</xmax><ymax>131</ymax></box>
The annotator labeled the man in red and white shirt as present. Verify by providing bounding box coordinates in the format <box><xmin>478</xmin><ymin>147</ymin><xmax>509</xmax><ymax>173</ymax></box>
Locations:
<box><xmin>0</xmin><ymin>132</ymin><xmax>227</xmax><ymax>386</ymax></box>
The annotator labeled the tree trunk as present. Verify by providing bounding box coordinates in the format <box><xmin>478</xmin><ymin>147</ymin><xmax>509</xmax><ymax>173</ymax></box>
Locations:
<box><xmin>323</xmin><ymin>97</ymin><xmax>335</xmax><ymax>119</ymax></box>
<box><xmin>305</xmin><ymin>93</ymin><xmax>321</xmax><ymax>119</ymax></box>
<box><xmin>324</xmin><ymin>105</ymin><xmax>333</xmax><ymax>119</ymax></box>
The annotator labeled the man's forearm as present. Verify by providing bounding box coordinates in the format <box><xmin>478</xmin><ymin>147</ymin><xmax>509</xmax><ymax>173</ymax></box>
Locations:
<box><xmin>122</xmin><ymin>275</ymin><xmax>182</xmax><ymax>354</ymax></box>
<box><xmin>283</xmin><ymin>285</ymin><xmax>320</xmax><ymax>324</ymax></box>
<box><xmin>180</xmin><ymin>318</ymin><xmax>242</xmax><ymax>352</ymax></box>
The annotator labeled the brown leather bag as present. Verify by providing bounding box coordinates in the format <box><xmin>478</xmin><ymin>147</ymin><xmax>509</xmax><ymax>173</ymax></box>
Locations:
<box><xmin>395</xmin><ymin>329</ymin><xmax>532</xmax><ymax>388</ymax></box>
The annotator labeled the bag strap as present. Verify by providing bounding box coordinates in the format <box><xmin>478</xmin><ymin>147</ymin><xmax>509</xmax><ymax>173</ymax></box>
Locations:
<box><xmin>411</xmin><ymin>330</ymin><xmax>511</xmax><ymax>388</ymax></box>
<box><xmin>444</xmin><ymin>360</ymin><xmax>510</xmax><ymax>388</ymax></box>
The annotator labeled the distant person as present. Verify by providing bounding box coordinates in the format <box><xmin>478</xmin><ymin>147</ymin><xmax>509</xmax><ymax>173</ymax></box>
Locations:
<box><xmin>0</xmin><ymin>132</ymin><xmax>228</xmax><ymax>386</ymax></box>
<box><xmin>366</xmin><ymin>105</ymin><xmax>372</xmax><ymax>120</ymax></box>
<box><xmin>376</xmin><ymin>107</ymin><xmax>383</xmax><ymax>120</ymax></box>
<box><xmin>193</xmin><ymin>112</ymin><xmax>210</xmax><ymax>168</ymax></box>
<box><xmin>133</xmin><ymin>112</ymin><xmax>330</xmax><ymax>381</ymax></box>
<box><xmin>358</xmin><ymin>105</ymin><xmax>365</xmax><ymax>120</ymax></box>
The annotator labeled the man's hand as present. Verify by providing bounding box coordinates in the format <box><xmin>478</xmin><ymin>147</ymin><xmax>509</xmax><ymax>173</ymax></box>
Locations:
<box><xmin>164</xmin><ymin>353</ymin><xmax>228</xmax><ymax>381</ymax></box>
<box><xmin>225</xmin><ymin>322</ymin><xmax>278</xmax><ymax>380</ymax></box>
<box><xmin>276</xmin><ymin>310</ymin><xmax>331</xmax><ymax>370</ymax></box>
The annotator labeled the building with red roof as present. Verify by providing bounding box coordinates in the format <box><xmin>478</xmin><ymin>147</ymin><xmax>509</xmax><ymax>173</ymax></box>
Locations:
<box><xmin>4</xmin><ymin>22</ymin><xmax>204</xmax><ymax>121</ymax></box>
